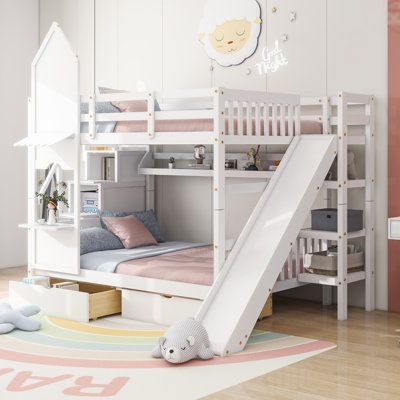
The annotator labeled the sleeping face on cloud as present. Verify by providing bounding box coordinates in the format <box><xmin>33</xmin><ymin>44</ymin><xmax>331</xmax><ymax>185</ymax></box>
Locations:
<box><xmin>198</xmin><ymin>0</ymin><xmax>262</xmax><ymax>67</ymax></box>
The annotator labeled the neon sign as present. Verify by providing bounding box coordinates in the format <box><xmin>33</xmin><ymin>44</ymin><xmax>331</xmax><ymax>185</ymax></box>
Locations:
<box><xmin>255</xmin><ymin>40</ymin><xmax>288</xmax><ymax>75</ymax></box>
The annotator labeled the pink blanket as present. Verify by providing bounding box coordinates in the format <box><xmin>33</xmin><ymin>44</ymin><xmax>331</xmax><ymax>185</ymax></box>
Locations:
<box><xmin>116</xmin><ymin>246</ymin><xmax>214</xmax><ymax>286</ymax></box>
<box><xmin>114</xmin><ymin>119</ymin><xmax>323</xmax><ymax>135</ymax></box>
<box><xmin>115</xmin><ymin>245</ymin><xmax>303</xmax><ymax>286</ymax></box>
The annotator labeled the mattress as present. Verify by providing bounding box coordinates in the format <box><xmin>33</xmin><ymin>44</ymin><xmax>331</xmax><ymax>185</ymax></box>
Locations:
<box><xmin>116</xmin><ymin>245</ymin><xmax>214</xmax><ymax>285</ymax></box>
<box><xmin>113</xmin><ymin>118</ymin><xmax>323</xmax><ymax>135</ymax></box>
<box><xmin>82</xmin><ymin>241</ymin><xmax>303</xmax><ymax>286</ymax></box>
<box><xmin>115</xmin><ymin>245</ymin><xmax>303</xmax><ymax>286</ymax></box>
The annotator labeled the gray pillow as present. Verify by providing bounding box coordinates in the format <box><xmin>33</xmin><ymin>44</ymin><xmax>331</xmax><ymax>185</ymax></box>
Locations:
<box><xmin>80</xmin><ymin>101</ymin><xmax>120</xmax><ymax>133</ymax></box>
<box><xmin>80</xmin><ymin>227</ymin><xmax>123</xmax><ymax>255</ymax></box>
<box><xmin>98</xmin><ymin>209</ymin><xmax>164</xmax><ymax>242</ymax></box>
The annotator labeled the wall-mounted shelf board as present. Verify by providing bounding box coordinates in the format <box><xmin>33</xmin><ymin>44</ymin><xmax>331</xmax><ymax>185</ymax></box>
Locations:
<box><xmin>19</xmin><ymin>223</ymin><xmax>75</xmax><ymax>231</ymax></box>
<box><xmin>139</xmin><ymin>168</ymin><xmax>274</xmax><ymax>179</ymax></box>
<box><xmin>297</xmin><ymin>270</ymin><xmax>366</xmax><ymax>286</ymax></box>
<box><xmin>14</xmin><ymin>132</ymin><xmax>74</xmax><ymax>147</ymax></box>
<box><xmin>299</xmin><ymin>228</ymin><xmax>366</xmax><ymax>241</ymax></box>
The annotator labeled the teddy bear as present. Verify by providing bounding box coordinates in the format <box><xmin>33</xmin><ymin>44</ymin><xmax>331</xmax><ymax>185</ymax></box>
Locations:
<box><xmin>151</xmin><ymin>318</ymin><xmax>214</xmax><ymax>364</ymax></box>
<box><xmin>0</xmin><ymin>303</ymin><xmax>41</xmax><ymax>334</ymax></box>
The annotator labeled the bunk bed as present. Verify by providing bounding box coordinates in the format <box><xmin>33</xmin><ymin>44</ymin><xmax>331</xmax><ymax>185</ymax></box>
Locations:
<box><xmin>12</xmin><ymin>24</ymin><xmax>375</xmax><ymax>343</ymax></box>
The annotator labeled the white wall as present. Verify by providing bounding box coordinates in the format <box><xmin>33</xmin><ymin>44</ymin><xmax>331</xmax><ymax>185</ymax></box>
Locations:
<box><xmin>0</xmin><ymin>0</ymin><xmax>39</xmax><ymax>268</ymax></box>
<box><xmin>40</xmin><ymin>0</ymin><xmax>94</xmax><ymax>95</ymax></box>
<box><xmin>40</xmin><ymin>0</ymin><xmax>388</xmax><ymax>310</ymax></box>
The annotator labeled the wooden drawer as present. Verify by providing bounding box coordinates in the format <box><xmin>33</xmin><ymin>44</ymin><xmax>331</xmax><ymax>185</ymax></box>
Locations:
<box><xmin>121</xmin><ymin>289</ymin><xmax>202</xmax><ymax>326</ymax></box>
<box><xmin>9</xmin><ymin>280</ymin><xmax>121</xmax><ymax>323</ymax></box>
<box><xmin>258</xmin><ymin>295</ymin><xmax>273</xmax><ymax>320</ymax></box>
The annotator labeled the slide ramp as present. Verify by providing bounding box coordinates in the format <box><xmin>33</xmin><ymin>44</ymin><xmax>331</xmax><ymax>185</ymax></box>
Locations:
<box><xmin>196</xmin><ymin>135</ymin><xmax>337</xmax><ymax>356</ymax></box>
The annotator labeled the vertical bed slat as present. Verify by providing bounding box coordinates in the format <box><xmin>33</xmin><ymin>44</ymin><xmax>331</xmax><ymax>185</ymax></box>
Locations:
<box><xmin>272</xmin><ymin>104</ymin><xmax>278</xmax><ymax>136</ymax></box>
<box><xmin>264</xmin><ymin>103</ymin><xmax>270</xmax><ymax>136</ymax></box>
<box><xmin>255</xmin><ymin>103</ymin><xmax>261</xmax><ymax>136</ymax></box>
<box><xmin>279</xmin><ymin>264</ymin><xmax>285</xmax><ymax>281</ymax></box>
<box><xmin>295</xmin><ymin>105</ymin><xmax>301</xmax><ymax>135</ymax></box>
<box><xmin>288</xmin><ymin>105</ymin><xmax>294</xmax><ymax>136</ymax></box>
<box><xmin>280</xmin><ymin>104</ymin><xmax>286</xmax><ymax>136</ymax></box>
<box><xmin>287</xmin><ymin>249</ymin><xmax>293</xmax><ymax>279</ymax></box>
<box><xmin>246</xmin><ymin>102</ymin><xmax>253</xmax><ymax>136</ymax></box>
<box><xmin>228</xmin><ymin>101</ymin><xmax>234</xmax><ymax>135</ymax></box>
<box><xmin>295</xmin><ymin>238</ymin><xmax>301</xmax><ymax>277</ymax></box>
<box><xmin>238</xmin><ymin>102</ymin><xmax>244</xmax><ymax>136</ymax></box>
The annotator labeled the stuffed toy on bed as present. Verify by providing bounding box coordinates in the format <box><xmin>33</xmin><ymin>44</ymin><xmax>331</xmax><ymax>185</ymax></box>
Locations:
<box><xmin>0</xmin><ymin>303</ymin><xmax>41</xmax><ymax>334</ymax></box>
<box><xmin>151</xmin><ymin>318</ymin><xmax>214</xmax><ymax>364</ymax></box>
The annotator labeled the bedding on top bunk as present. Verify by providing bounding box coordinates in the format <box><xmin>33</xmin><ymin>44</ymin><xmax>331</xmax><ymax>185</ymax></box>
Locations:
<box><xmin>112</xmin><ymin>118</ymin><xmax>323</xmax><ymax>135</ymax></box>
<box><xmin>80</xmin><ymin>87</ymin><xmax>323</xmax><ymax>135</ymax></box>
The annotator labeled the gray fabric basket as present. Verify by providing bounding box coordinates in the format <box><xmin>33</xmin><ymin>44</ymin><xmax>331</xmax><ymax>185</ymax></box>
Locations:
<box><xmin>311</xmin><ymin>208</ymin><xmax>363</xmax><ymax>232</ymax></box>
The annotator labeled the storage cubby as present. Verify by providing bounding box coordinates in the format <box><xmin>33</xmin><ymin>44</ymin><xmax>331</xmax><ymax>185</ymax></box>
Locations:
<box><xmin>84</xmin><ymin>149</ymin><xmax>144</xmax><ymax>183</ymax></box>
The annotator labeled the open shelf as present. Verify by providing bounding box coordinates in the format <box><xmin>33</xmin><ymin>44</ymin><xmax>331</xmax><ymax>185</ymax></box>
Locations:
<box><xmin>298</xmin><ymin>270</ymin><xmax>366</xmax><ymax>286</ymax></box>
<box><xmin>19</xmin><ymin>222</ymin><xmax>75</xmax><ymax>231</ymax></box>
<box><xmin>299</xmin><ymin>228</ymin><xmax>366</xmax><ymax>241</ymax></box>
<box><xmin>139</xmin><ymin>168</ymin><xmax>274</xmax><ymax>179</ymax></box>
<box><xmin>14</xmin><ymin>132</ymin><xmax>74</xmax><ymax>147</ymax></box>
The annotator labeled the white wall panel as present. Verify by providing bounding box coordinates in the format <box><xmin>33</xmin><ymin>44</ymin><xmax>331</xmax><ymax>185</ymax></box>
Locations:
<box><xmin>266</xmin><ymin>0</ymin><xmax>327</xmax><ymax>95</ymax></box>
<box><xmin>40</xmin><ymin>0</ymin><xmax>94</xmax><ymax>95</ymax></box>
<box><xmin>95</xmin><ymin>0</ymin><xmax>118</xmax><ymax>90</ymax></box>
<box><xmin>0</xmin><ymin>0</ymin><xmax>39</xmax><ymax>268</ymax></box>
<box><xmin>163</xmin><ymin>0</ymin><xmax>211</xmax><ymax>90</ymax></box>
<box><xmin>117</xmin><ymin>0</ymin><xmax>162</xmax><ymax>92</ymax></box>
<box><xmin>212</xmin><ymin>0</ymin><xmax>268</xmax><ymax>91</ymax></box>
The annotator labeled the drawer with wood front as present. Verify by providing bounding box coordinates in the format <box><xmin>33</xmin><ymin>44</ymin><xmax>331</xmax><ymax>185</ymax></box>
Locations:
<box><xmin>9</xmin><ymin>280</ymin><xmax>121</xmax><ymax>323</ymax></box>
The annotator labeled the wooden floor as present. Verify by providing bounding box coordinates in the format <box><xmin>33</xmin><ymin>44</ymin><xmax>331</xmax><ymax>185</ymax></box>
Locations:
<box><xmin>1</xmin><ymin>267</ymin><xmax>399</xmax><ymax>399</ymax></box>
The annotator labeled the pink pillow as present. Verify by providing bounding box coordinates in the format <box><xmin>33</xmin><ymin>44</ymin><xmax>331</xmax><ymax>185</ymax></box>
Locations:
<box><xmin>102</xmin><ymin>215</ymin><xmax>157</xmax><ymax>249</ymax></box>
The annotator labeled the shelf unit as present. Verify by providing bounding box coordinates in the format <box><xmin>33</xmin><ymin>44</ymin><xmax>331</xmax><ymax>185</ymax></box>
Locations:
<box><xmin>83</xmin><ymin>147</ymin><xmax>145</xmax><ymax>183</ymax></box>
<box><xmin>67</xmin><ymin>179</ymin><xmax>146</xmax><ymax>216</ymax></box>
<box><xmin>297</xmin><ymin>93</ymin><xmax>375</xmax><ymax>321</ymax></box>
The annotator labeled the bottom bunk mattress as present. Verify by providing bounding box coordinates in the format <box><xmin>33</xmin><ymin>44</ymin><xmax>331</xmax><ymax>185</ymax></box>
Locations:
<box><xmin>81</xmin><ymin>241</ymin><xmax>303</xmax><ymax>286</ymax></box>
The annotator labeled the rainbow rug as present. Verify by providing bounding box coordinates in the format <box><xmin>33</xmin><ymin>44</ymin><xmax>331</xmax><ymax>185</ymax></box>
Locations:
<box><xmin>0</xmin><ymin>314</ymin><xmax>335</xmax><ymax>399</ymax></box>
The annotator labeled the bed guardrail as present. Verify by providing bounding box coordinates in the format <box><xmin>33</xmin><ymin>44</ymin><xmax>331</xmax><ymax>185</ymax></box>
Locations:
<box><xmin>80</xmin><ymin>88</ymin><xmax>302</xmax><ymax>142</ymax></box>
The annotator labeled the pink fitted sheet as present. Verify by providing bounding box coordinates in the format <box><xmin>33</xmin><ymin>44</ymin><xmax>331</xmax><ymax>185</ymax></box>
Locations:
<box><xmin>115</xmin><ymin>245</ymin><xmax>303</xmax><ymax>286</ymax></box>
<box><xmin>114</xmin><ymin>118</ymin><xmax>323</xmax><ymax>135</ymax></box>
<box><xmin>116</xmin><ymin>246</ymin><xmax>214</xmax><ymax>286</ymax></box>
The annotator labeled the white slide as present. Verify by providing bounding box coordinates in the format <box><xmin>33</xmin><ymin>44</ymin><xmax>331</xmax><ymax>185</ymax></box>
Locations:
<box><xmin>196</xmin><ymin>135</ymin><xmax>337</xmax><ymax>356</ymax></box>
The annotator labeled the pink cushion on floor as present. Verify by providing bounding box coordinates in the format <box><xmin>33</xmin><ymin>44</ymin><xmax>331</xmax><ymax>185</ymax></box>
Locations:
<box><xmin>102</xmin><ymin>215</ymin><xmax>157</xmax><ymax>249</ymax></box>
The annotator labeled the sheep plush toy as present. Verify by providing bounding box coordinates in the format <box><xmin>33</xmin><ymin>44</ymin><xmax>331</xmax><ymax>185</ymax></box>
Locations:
<box><xmin>151</xmin><ymin>318</ymin><xmax>214</xmax><ymax>364</ymax></box>
<box><xmin>0</xmin><ymin>303</ymin><xmax>41</xmax><ymax>334</ymax></box>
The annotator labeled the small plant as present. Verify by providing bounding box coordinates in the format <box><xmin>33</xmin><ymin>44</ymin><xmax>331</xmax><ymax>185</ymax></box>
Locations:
<box><xmin>35</xmin><ymin>189</ymin><xmax>69</xmax><ymax>210</ymax></box>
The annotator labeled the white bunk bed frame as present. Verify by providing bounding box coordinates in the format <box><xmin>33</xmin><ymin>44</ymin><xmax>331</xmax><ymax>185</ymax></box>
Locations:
<box><xmin>17</xmin><ymin>24</ymin><xmax>375</xmax><ymax>322</ymax></box>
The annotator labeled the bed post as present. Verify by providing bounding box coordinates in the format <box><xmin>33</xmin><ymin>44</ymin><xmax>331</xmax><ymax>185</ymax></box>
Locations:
<box><xmin>365</xmin><ymin>96</ymin><xmax>375</xmax><ymax>311</ymax></box>
<box><xmin>337</xmin><ymin>92</ymin><xmax>348</xmax><ymax>321</ymax></box>
<box><xmin>213</xmin><ymin>88</ymin><xmax>226</xmax><ymax>281</ymax></box>
<box><xmin>27</xmin><ymin>97</ymin><xmax>35</xmax><ymax>277</ymax></box>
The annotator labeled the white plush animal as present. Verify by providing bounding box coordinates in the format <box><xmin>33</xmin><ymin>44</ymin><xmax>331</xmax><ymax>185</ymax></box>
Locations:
<box><xmin>0</xmin><ymin>303</ymin><xmax>41</xmax><ymax>334</ymax></box>
<box><xmin>151</xmin><ymin>318</ymin><xmax>214</xmax><ymax>364</ymax></box>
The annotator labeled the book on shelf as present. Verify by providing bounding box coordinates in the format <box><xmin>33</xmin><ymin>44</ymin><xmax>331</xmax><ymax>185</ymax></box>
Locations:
<box><xmin>102</xmin><ymin>156</ymin><xmax>115</xmax><ymax>181</ymax></box>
